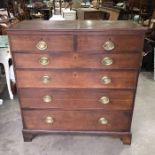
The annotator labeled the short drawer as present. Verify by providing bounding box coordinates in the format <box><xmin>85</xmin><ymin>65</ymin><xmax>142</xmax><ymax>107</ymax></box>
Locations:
<box><xmin>23</xmin><ymin>110</ymin><xmax>131</xmax><ymax>132</ymax></box>
<box><xmin>16</xmin><ymin>70</ymin><xmax>138</xmax><ymax>89</ymax></box>
<box><xmin>77</xmin><ymin>35</ymin><xmax>144</xmax><ymax>53</ymax></box>
<box><xmin>19</xmin><ymin>88</ymin><xmax>134</xmax><ymax>110</ymax></box>
<box><xmin>9</xmin><ymin>35</ymin><xmax>73</xmax><ymax>52</ymax></box>
<box><xmin>14</xmin><ymin>53</ymin><xmax>141</xmax><ymax>69</ymax></box>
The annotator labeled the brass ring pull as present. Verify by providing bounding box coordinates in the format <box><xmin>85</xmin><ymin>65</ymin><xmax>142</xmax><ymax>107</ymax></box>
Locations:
<box><xmin>101</xmin><ymin>57</ymin><xmax>113</xmax><ymax>66</ymax></box>
<box><xmin>101</xmin><ymin>76</ymin><xmax>111</xmax><ymax>84</ymax></box>
<box><xmin>36</xmin><ymin>41</ymin><xmax>47</xmax><ymax>51</ymax></box>
<box><xmin>39</xmin><ymin>57</ymin><xmax>49</xmax><ymax>66</ymax></box>
<box><xmin>98</xmin><ymin>117</ymin><xmax>108</xmax><ymax>125</ymax></box>
<box><xmin>99</xmin><ymin>96</ymin><xmax>110</xmax><ymax>104</ymax></box>
<box><xmin>42</xmin><ymin>75</ymin><xmax>50</xmax><ymax>84</ymax></box>
<box><xmin>43</xmin><ymin>95</ymin><xmax>53</xmax><ymax>103</ymax></box>
<box><xmin>45</xmin><ymin>116</ymin><xmax>54</xmax><ymax>124</ymax></box>
<box><xmin>102</xmin><ymin>40</ymin><xmax>115</xmax><ymax>51</ymax></box>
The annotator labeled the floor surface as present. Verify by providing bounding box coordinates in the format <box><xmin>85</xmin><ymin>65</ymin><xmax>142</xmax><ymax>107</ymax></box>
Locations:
<box><xmin>0</xmin><ymin>72</ymin><xmax>155</xmax><ymax>155</ymax></box>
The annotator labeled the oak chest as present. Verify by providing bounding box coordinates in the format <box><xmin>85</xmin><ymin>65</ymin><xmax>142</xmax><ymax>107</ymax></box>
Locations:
<box><xmin>8</xmin><ymin>20</ymin><xmax>146</xmax><ymax>144</ymax></box>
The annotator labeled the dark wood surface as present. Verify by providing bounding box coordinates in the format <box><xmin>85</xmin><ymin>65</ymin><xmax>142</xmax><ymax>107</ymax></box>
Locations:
<box><xmin>14</xmin><ymin>53</ymin><xmax>141</xmax><ymax>69</ymax></box>
<box><xmin>19</xmin><ymin>88</ymin><xmax>134</xmax><ymax>110</ymax></box>
<box><xmin>7</xmin><ymin>20</ymin><xmax>146</xmax><ymax>31</ymax></box>
<box><xmin>22</xmin><ymin>129</ymin><xmax>132</xmax><ymax>144</ymax></box>
<box><xmin>9</xmin><ymin>33</ymin><xmax>144</xmax><ymax>53</ymax></box>
<box><xmin>23</xmin><ymin>110</ymin><xmax>131</xmax><ymax>131</ymax></box>
<box><xmin>9</xmin><ymin>34</ymin><xmax>73</xmax><ymax>52</ymax></box>
<box><xmin>7</xmin><ymin>20</ymin><xmax>146</xmax><ymax>144</ymax></box>
<box><xmin>77</xmin><ymin>34</ymin><xmax>144</xmax><ymax>52</ymax></box>
<box><xmin>83</xmin><ymin>11</ymin><xmax>102</xmax><ymax>20</ymax></box>
<box><xmin>16</xmin><ymin>70</ymin><xmax>138</xmax><ymax>89</ymax></box>
<box><xmin>77</xmin><ymin>8</ymin><xmax>104</xmax><ymax>20</ymax></box>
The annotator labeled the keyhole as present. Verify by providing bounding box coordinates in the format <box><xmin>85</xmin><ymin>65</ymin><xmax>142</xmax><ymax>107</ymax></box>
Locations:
<box><xmin>73</xmin><ymin>72</ymin><xmax>77</xmax><ymax>77</ymax></box>
<box><xmin>73</xmin><ymin>54</ymin><xmax>78</xmax><ymax>60</ymax></box>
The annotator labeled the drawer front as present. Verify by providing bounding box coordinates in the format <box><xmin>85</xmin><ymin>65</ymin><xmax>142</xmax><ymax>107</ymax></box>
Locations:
<box><xmin>19</xmin><ymin>88</ymin><xmax>134</xmax><ymax>110</ymax></box>
<box><xmin>14</xmin><ymin>53</ymin><xmax>141</xmax><ymax>69</ymax></box>
<box><xmin>77</xmin><ymin>35</ymin><xmax>143</xmax><ymax>52</ymax></box>
<box><xmin>23</xmin><ymin>110</ymin><xmax>131</xmax><ymax>131</ymax></box>
<box><xmin>10</xmin><ymin>35</ymin><xmax>73</xmax><ymax>52</ymax></box>
<box><xmin>16</xmin><ymin>70</ymin><xmax>138</xmax><ymax>89</ymax></box>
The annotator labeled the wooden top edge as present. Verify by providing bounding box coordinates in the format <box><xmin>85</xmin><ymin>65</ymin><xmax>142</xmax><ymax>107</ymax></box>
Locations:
<box><xmin>7</xmin><ymin>20</ymin><xmax>147</xmax><ymax>32</ymax></box>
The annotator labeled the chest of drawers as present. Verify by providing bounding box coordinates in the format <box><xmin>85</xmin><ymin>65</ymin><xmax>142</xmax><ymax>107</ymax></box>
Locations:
<box><xmin>8</xmin><ymin>20</ymin><xmax>146</xmax><ymax>145</ymax></box>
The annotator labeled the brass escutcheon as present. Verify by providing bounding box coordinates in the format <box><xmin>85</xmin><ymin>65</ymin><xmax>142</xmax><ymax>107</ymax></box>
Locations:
<box><xmin>45</xmin><ymin>116</ymin><xmax>54</xmax><ymax>124</ymax></box>
<box><xmin>36</xmin><ymin>41</ymin><xmax>47</xmax><ymax>51</ymax></box>
<box><xmin>42</xmin><ymin>75</ymin><xmax>50</xmax><ymax>84</ymax></box>
<box><xmin>101</xmin><ymin>76</ymin><xmax>111</xmax><ymax>84</ymax></box>
<box><xmin>101</xmin><ymin>57</ymin><xmax>113</xmax><ymax>66</ymax></box>
<box><xmin>43</xmin><ymin>95</ymin><xmax>53</xmax><ymax>103</ymax></box>
<box><xmin>98</xmin><ymin>117</ymin><xmax>108</xmax><ymax>125</ymax></box>
<box><xmin>99</xmin><ymin>96</ymin><xmax>110</xmax><ymax>104</ymax></box>
<box><xmin>39</xmin><ymin>57</ymin><xmax>49</xmax><ymax>65</ymax></box>
<box><xmin>102</xmin><ymin>40</ymin><xmax>115</xmax><ymax>51</ymax></box>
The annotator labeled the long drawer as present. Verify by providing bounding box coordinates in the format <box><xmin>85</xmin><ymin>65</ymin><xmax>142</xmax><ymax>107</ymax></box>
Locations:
<box><xmin>9</xmin><ymin>34</ymin><xmax>144</xmax><ymax>53</ymax></box>
<box><xmin>9</xmin><ymin>34</ymin><xmax>73</xmax><ymax>52</ymax></box>
<box><xmin>14</xmin><ymin>53</ymin><xmax>141</xmax><ymax>69</ymax></box>
<box><xmin>77</xmin><ymin>35</ymin><xmax>144</xmax><ymax>52</ymax></box>
<box><xmin>23</xmin><ymin>110</ymin><xmax>131</xmax><ymax>131</ymax></box>
<box><xmin>19</xmin><ymin>88</ymin><xmax>134</xmax><ymax>110</ymax></box>
<box><xmin>16</xmin><ymin>70</ymin><xmax>138</xmax><ymax>89</ymax></box>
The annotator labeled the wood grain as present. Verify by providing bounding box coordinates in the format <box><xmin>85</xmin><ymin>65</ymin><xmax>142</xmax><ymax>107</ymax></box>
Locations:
<box><xmin>19</xmin><ymin>88</ymin><xmax>134</xmax><ymax>110</ymax></box>
<box><xmin>23</xmin><ymin>110</ymin><xmax>131</xmax><ymax>131</ymax></box>
<box><xmin>14</xmin><ymin>53</ymin><xmax>141</xmax><ymax>69</ymax></box>
<box><xmin>16</xmin><ymin>70</ymin><xmax>138</xmax><ymax>89</ymax></box>
<box><xmin>77</xmin><ymin>34</ymin><xmax>144</xmax><ymax>52</ymax></box>
<box><xmin>10</xmin><ymin>34</ymin><xmax>74</xmax><ymax>52</ymax></box>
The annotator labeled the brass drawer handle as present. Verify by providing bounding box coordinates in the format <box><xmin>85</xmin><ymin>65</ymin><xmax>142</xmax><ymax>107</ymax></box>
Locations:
<box><xmin>99</xmin><ymin>96</ymin><xmax>110</xmax><ymax>104</ymax></box>
<box><xmin>45</xmin><ymin>116</ymin><xmax>54</xmax><ymax>124</ymax></box>
<box><xmin>42</xmin><ymin>75</ymin><xmax>50</xmax><ymax>84</ymax></box>
<box><xmin>43</xmin><ymin>95</ymin><xmax>53</xmax><ymax>103</ymax></box>
<box><xmin>36</xmin><ymin>41</ymin><xmax>47</xmax><ymax>51</ymax></box>
<box><xmin>101</xmin><ymin>76</ymin><xmax>111</xmax><ymax>84</ymax></box>
<box><xmin>39</xmin><ymin>57</ymin><xmax>49</xmax><ymax>65</ymax></box>
<box><xmin>101</xmin><ymin>57</ymin><xmax>113</xmax><ymax>66</ymax></box>
<box><xmin>98</xmin><ymin>117</ymin><xmax>108</xmax><ymax>125</ymax></box>
<box><xmin>102</xmin><ymin>40</ymin><xmax>115</xmax><ymax>51</ymax></box>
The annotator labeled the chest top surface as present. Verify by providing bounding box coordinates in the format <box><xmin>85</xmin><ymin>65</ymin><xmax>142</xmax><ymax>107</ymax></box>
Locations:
<box><xmin>7</xmin><ymin>20</ymin><xmax>146</xmax><ymax>33</ymax></box>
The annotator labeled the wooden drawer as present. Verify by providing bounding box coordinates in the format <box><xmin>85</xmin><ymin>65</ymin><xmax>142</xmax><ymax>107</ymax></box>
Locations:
<box><xmin>16</xmin><ymin>70</ymin><xmax>138</xmax><ymax>89</ymax></box>
<box><xmin>14</xmin><ymin>53</ymin><xmax>141</xmax><ymax>69</ymax></box>
<box><xmin>23</xmin><ymin>110</ymin><xmax>131</xmax><ymax>131</ymax></box>
<box><xmin>77</xmin><ymin>35</ymin><xmax>144</xmax><ymax>53</ymax></box>
<box><xmin>9</xmin><ymin>35</ymin><xmax>73</xmax><ymax>52</ymax></box>
<box><xmin>19</xmin><ymin>88</ymin><xmax>134</xmax><ymax>110</ymax></box>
